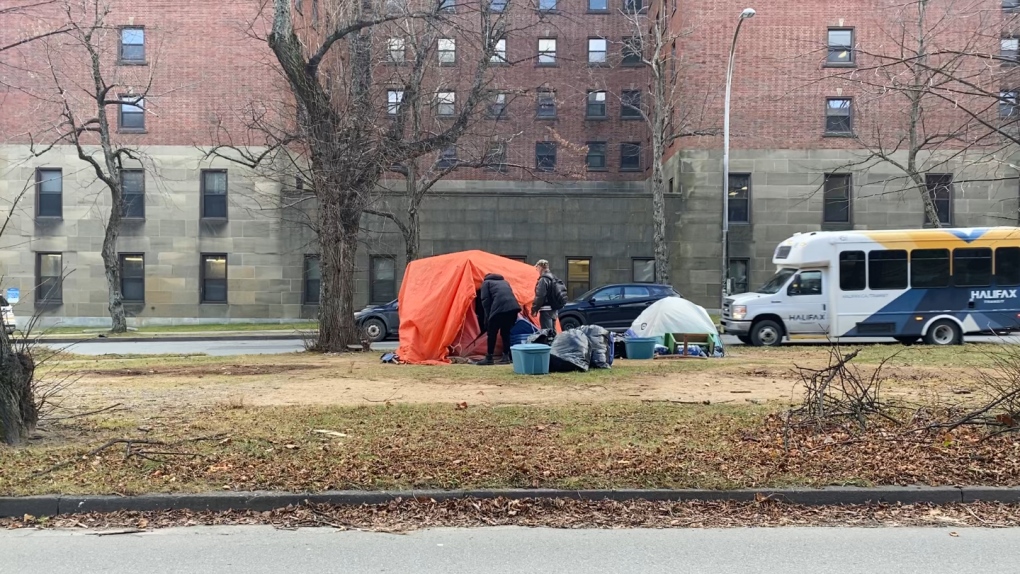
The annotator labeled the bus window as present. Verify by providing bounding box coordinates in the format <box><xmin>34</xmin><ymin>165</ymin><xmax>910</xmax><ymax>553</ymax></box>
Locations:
<box><xmin>996</xmin><ymin>247</ymin><xmax>1020</xmax><ymax>286</ymax></box>
<box><xmin>911</xmin><ymin>249</ymin><xmax>949</xmax><ymax>288</ymax></box>
<box><xmin>868</xmin><ymin>250</ymin><xmax>907</xmax><ymax>290</ymax></box>
<box><xmin>953</xmin><ymin>248</ymin><xmax>992</xmax><ymax>287</ymax></box>
<box><xmin>839</xmin><ymin>251</ymin><xmax>866</xmax><ymax>291</ymax></box>
<box><xmin>787</xmin><ymin>270</ymin><xmax>822</xmax><ymax>296</ymax></box>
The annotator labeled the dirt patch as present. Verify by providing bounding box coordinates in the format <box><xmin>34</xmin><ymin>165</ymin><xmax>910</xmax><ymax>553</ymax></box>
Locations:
<box><xmin>81</xmin><ymin>363</ymin><xmax>317</xmax><ymax>378</ymax></box>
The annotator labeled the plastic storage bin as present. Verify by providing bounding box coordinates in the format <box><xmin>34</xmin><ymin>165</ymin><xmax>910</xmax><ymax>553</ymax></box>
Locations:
<box><xmin>624</xmin><ymin>337</ymin><xmax>659</xmax><ymax>360</ymax></box>
<box><xmin>511</xmin><ymin>343</ymin><xmax>551</xmax><ymax>375</ymax></box>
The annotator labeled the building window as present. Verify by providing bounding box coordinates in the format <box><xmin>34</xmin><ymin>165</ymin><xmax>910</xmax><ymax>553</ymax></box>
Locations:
<box><xmin>588</xmin><ymin>38</ymin><xmax>607</xmax><ymax>64</ymax></box>
<box><xmin>491</xmin><ymin>38</ymin><xmax>507</xmax><ymax>63</ymax></box>
<box><xmin>387</xmin><ymin>89</ymin><xmax>403</xmax><ymax>116</ymax></box>
<box><xmin>502</xmin><ymin>255</ymin><xmax>527</xmax><ymax>262</ymax></box>
<box><xmin>36</xmin><ymin>253</ymin><xmax>62</xmax><ymax>304</ymax></box>
<box><xmin>387</xmin><ymin>38</ymin><xmax>405</xmax><ymax>62</ymax></box>
<box><xmin>566</xmin><ymin>258</ymin><xmax>591</xmax><ymax>300</ymax></box>
<box><xmin>438</xmin><ymin>38</ymin><xmax>456</xmax><ymax>65</ymax></box>
<box><xmin>200</xmin><ymin>254</ymin><xmax>228</xmax><ymax>303</ymax></box>
<box><xmin>119</xmin><ymin>97</ymin><xmax>145</xmax><ymax>131</ymax></box>
<box><xmin>620</xmin><ymin>142</ymin><xmax>641</xmax><ymax>171</ymax></box>
<box><xmin>536</xmin><ymin>142</ymin><xmax>556</xmax><ymax>171</ymax></box>
<box><xmin>1002</xmin><ymin>38</ymin><xmax>1019</xmax><ymax>63</ymax></box>
<box><xmin>586</xmin><ymin>142</ymin><xmax>607</xmax><ymax>170</ymax></box>
<box><xmin>668</xmin><ymin>178</ymin><xmax>674</xmax><ymax>194</ymax></box>
<box><xmin>624</xmin><ymin>0</ymin><xmax>642</xmax><ymax>12</ymax></box>
<box><xmin>536</xmin><ymin>89</ymin><xmax>556</xmax><ymax>118</ymax></box>
<box><xmin>489</xmin><ymin>0</ymin><xmax>507</xmax><ymax>11</ymax></box>
<box><xmin>539</xmin><ymin>0</ymin><xmax>557</xmax><ymax>10</ymax></box>
<box><xmin>621</xmin><ymin>89</ymin><xmax>641</xmax><ymax>118</ymax></box>
<box><xmin>924</xmin><ymin>173</ymin><xmax>953</xmax><ymax>225</ymax></box>
<box><xmin>119</xmin><ymin>253</ymin><xmax>145</xmax><ymax>302</ymax></box>
<box><xmin>728</xmin><ymin>173</ymin><xmax>750</xmax><ymax>223</ymax></box>
<box><xmin>588</xmin><ymin>0</ymin><xmax>608</xmax><ymax>9</ymax></box>
<box><xmin>538</xmin><ymin>38</ymin><xmax>556</xmax><ymax>65</ymax></box>
<box><xmin>825</xmin><ymin>98</ymin><xmax>852</xmax><ymax>134</ymax></box>
<box><xmin>436</xmin><ymin>145</ymin><xmax>458</xmax><ymax>169</ymax></box>
<box><xmin>304</xmin><ymin>255</ymin><xmax>321</xmax><ymax>304</ymax></box>
<box><xmin>823</xmin><ymin>173</ymin><xmax>851</xmax><ymax>223</ymax></box>
<box><xmin>633</xmin><ymin>258</ymin><xmax>655</xmax><ymax>283</ymax></box>
<box><xmin>586</xmin><ymin>90</ymin><xmax>607</xmax><ymax>118</ymax></box>
<box><xmin>1001</xmin><ymin>90</ymin><xmax>1019</xmax><ymax>118</ymax></box>
<box><xmin>121</xmin><ymin>169</ymin><xmax>145</xmax><ymax>219</ymax></box>
<box><xmin>436</xmin><ymin>90</ymin><xmax>455</xmax><ymax>116</ymax></box>
<box><xmin>826</xmin><ymin>28</ymin><xmax>854</xmax><ymax>65</ymax></box>
<box><xmin>485</xmin><ymin>140</ymin><xmax>507</xmax><ymax>171</ymax></box>
<box><xmin>728</xmin><ymin>259</ymin><xmax>749</xmax><ymax>294</ymax></box>
<box><xmin>1006</xmin><ymin>0</ymin><xmax>1020</xmax><ymax>12</ymax></box>
<box><xmin>440</xmin><ymin>0</ymin><xmax>456</xmax><ymax>12</ymax></box>
<box><xmin>487</xmin><ymin>92</ymin><xmax>507</xmax><ymax>119</ymax></box>
<box><xmin>119</xmin><ymin>27</ymin><xmax>145</xmax><ymax>63</ymax></box>
<box><xmin>36</xmin><ymin>168</ymin><xmax>62</xmax><ymax>218</ymax></box>
<box><xmin>370</xmin><ymin>256</ymin><xmax>396</xmax><ymax>303</ymax></box>
<box><xmin>201</xmin><ymin>170</ymin><xmax>228</xmax><ymax>220</ymax></box>
<box><xmin>622</xmin><ymin>36</ymin><xmax>642</xmax><ymax>65</ymax></box>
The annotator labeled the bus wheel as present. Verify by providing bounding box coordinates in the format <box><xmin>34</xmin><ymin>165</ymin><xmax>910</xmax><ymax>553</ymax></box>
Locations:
<box><xmin>924</xmin><ymin>320</ymin><xmax>961</xmax><ymax>346</ymax></box>
<box><xmin>750</xmin><ymin>320</ymin><xmax>783</xmax><ymax>347</ymax></box>
<box><xmin>894</xmin><ymin>336</ymin><xmax>920</xmax><ymax>346</ymax></box>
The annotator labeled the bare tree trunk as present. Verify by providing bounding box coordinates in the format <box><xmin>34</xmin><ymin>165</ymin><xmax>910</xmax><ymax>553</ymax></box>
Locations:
<box><xmin>102</xmin><ymin>199</ymin><xmax>126</xmax><ymax>333</ymax></box>
<box><xmin>0</xmin><ymin>340</ymin><xmax>35</xmax><ymax>445</ymax></box>
<box><xmin>315</xmin><ymin>194</ymin><xmax>361</xmax><ymax>352</ymax></box>
<box><xmin>650</xmin><ymin>156</ymin><xmax>670</xmax><ymax>285</ymax></box>
<box><xmin>406</xmin><ymin>205</ymin><xmax>421</xmax><ymax>264</ymax></box>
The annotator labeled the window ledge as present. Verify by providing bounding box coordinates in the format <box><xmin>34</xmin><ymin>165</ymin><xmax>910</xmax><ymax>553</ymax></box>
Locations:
<box><xmin>35</xmin><ymin>216</ymin><xmax>63</xmax><ymax>222</ymax></box>
<box><xmin>585</xmin><ymin>115</ymin><xmax>608</xmax><ymax>121</ymax></box>
<box><xmin>536</xmin><ymin>63</ymin><xmax>559</xmax><ymax>67</ymax></box>
<box><xmin>35</xmin><ymin>300</ymin><xmax>63</xmax><ymax>307</ymax></box>
<box><xmin>489</xmin><ymin>61</ymin><xmax>509</xmax><ymax>66</ymax></box>
<box><xmin>585</xmin><ymin>9</ymin><xmax>611</xmax><ymax>13</ymax></box>
<box><xmin>620</xmin><ymin>62</ymin><xmax>644</xmax><ymax>68</ymax></box>
<box><xmin>823</xmin><ymin>132</ymin><xmax>856</xmax><ymax>138</ymax></box>
<box><xmin>620</xmin><ymin>167</ymin><xmax>642</xmax><ymax>172</ymax></box>
<box><xmin>201</xmin><ymin>217</ymin><xmax>229</xmax><ymax>223</ymax></box>
<box><xmin>439</xmin><ymin>62</ymin><xmax>457</xmax><ymax>67</ymax></box>
<box><xmin>822</xmin><ymin>62</ymin><xmax>856</xmax><ymax>68</ymax></box>
<box><xmin>537</xmin><ymin>8</ymin><xmax>560</xmax><ymax>13</ymax></box>
<box><xmin>117</xmin><ymin>60</ymin><xmax>149</xmax><ymax>66</ymax></box>
<box><xmin>118</xmin><ymin>129</ymin><xmax>147</xmax><ymax>134</ymax></box>
<box><xmin>587</xmin><ymin>61</ymin><xmax>610</xmax><ymax>67</ymax></box>
<box><xmin>122</xmin><ymin>216</ymin><xmax>146</xmax><ymax>222</ymax></box>
<box><xmin>586</xmin><ymin>167</ymin><xmax>608</xmax><ymax>172</ymax></box>
<box><xmin>200</xmin><ymin>301</ymin><xmax>229</xmax><ymax>305</ymax></box>
<box><xmin>536</xmin><ymin>115</ymin><xmax>558</xmax><ymax>120</ymax></box>
<box><xmin>729</xmin><ymin>221</ymin><xmax>751</xmax><ymax>225</ymax></box>
<box><xmin>621</xmin><ymin>115</ymin><xmax>643</xmax><ymax>121</ymax></box>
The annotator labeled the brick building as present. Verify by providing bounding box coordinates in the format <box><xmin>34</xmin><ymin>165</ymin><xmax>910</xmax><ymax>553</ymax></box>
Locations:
<box><xmin>0</xmin><ymin>0</ymin><xmax>1017</xmax><ymax>326</ymax></box>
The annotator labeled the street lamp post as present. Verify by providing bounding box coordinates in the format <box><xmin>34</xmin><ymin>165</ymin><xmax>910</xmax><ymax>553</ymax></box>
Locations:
<box><xmin>720</xmin><ymin>7</ymin><xmax>756</xmax><ymax>311</ymax></box>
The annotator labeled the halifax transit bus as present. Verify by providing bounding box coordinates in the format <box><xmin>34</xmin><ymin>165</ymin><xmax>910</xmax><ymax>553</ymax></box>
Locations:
<box><xmin>719</xmin><ymin>227</ymin><xmax>1020</xmax><ymax>346</ymax></box>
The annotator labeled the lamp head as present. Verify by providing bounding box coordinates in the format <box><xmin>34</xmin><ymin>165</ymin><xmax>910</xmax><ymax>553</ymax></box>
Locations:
<box><xmin>740</xmin><ymin>7</ymin><xmax>756</xmax><ymax>18</ymax></box>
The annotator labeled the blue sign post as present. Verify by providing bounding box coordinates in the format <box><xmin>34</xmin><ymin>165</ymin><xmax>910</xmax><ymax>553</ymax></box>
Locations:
<box><xmin>6</xmin><ymin>287</ymin><xmax>19</xmax><ymax>305</ymax></box>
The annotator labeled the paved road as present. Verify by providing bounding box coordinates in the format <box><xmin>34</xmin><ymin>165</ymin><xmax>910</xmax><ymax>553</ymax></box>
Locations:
<box><xmin>43</xmin><ymin>334</ymin><xmax>1020</xmax><ymax>356</ymax></box>
<box><xmin>1</xmin><ymin>526</ymin><xmax>1016</xmax><ymax>573</ymax></box>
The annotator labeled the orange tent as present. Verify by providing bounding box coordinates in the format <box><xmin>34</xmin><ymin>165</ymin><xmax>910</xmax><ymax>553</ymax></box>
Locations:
<box><xmin>396</xmin><ymin>250</ymin><xmax>543</xmax><ymax>364</ymax></box>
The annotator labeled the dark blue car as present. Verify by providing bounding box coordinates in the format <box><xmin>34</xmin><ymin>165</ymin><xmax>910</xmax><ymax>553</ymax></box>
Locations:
<box><xmin>355</xmin><ymin>299</ymin><xmax>400</xmax><ymax>342</ymax></box>
<box><xmin>557</xmin><ymin>284</ymin><xmax>682</xmax><ymax>332</ymax></box>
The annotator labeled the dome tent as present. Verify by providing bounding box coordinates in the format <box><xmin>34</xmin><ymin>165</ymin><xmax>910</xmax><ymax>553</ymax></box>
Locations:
<box><xmin>628</xmin><ymin>297</ymin><xmax>722</xmax><ymax>350</ymax></box>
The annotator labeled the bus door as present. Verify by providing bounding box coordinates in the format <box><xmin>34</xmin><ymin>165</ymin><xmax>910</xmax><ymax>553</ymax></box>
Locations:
<box><xmin>784</xmin><ymin>269</ymin><xmax>830</xmax><ymax>335</ymax></box>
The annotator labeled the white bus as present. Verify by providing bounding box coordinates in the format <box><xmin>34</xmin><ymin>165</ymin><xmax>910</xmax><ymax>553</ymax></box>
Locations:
<box><xmin>720</xmin><ymin>227</ymin><xmax>1020</xmax><ymax>346</ymax></box>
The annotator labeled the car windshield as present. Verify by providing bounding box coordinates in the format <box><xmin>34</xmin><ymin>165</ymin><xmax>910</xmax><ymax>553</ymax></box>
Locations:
<box><xmin>576</xmin><ymin>287</ymin><xmax>600</xmax><ymax>301</ymax></box>
<box><xmin>756</xmin><ymin>268</ymin><xmax>797</xmax><ymax>294</ymax></box>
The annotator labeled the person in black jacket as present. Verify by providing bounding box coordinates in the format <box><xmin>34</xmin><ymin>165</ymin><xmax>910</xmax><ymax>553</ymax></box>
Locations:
<box><xmin>478</xmin><ymin>273</ymin><xmax>521</xmax><ymax>365</ymax></box>
<box><xmin>531</xmin><ymin>259</ymin><xmax>565</xmax><ymax>331</ymax></box>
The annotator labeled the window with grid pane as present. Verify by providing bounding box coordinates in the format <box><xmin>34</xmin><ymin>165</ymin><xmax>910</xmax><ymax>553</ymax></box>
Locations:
<box><xmin>121</xmin><ymin>169</ymin><xmax>145</xmax><ymax>219</ymax></box>
<box><xmin>620</xmin><ymin>142</ymin><xmax>641</xmax><ymax>171</ymax></box>
<box><xmin>823</xmin><ymin>173</ymin><xmax>850</xmax><ymax>223</ymax></box>
<box><xmin>566</xmin><ymin>258</ymin><xmax>590</xmax><ymax>300</ymax></box>
<box><xmin>728</xmin><ymin>174</ymin><xmax>750</xmax><ymax>223</ymax></box>
<box><xmin>825</xmin><ymin>98</ymin><xmax>852</xmax><ymax>134</ymax></box>
<box><xmin>119</xmin><ymin>27</ymin><xmax>145</xmax><ymax>63</ymax></box>
<box><xmin>491</xmin><ymin>38</ymin><xmax>507</xmax><ymax>63</ymax></box>
<box><xmin>119</xmin><ymin>253</ymin><xmax>145</xmax><ymax>302</ymax></box>
<box><xmin>633</xmin><ymin>259</ymin><xmax>655</xmax><ymax>283</ymax></box>
<box><xmin>436</xmin><ymin>146</ymin><xmax>458</xmax><ymax>169</ymax></box>
<box><xmin>488</xmin><ymin>92</ymin><xmax>507</xmax><ymax>118</ymax></box>
<box><xmin>436</xmin><ymin>90</ymin><xmax>455</xmax><ymax>116</ymax></box>
<box><xmin>586</xmin><ymin>91</ymin><xmax>606</xmax><ymax>117</ymax></box>
<box><xmin>1002</xmin><ymin>38</ymin><xmax>1019</xmax><ymax>62</ymax></box>
<box><xmin>36</xmin><ymin>253</ymin><xmax>62</xmax><ymax>303</ymax></box>
<box><xmin>588</xmin><ymin>38</ymin><xmax>607</xmax><ymax>63</ymax></box>
<box><xmin>370</xmin><ymin>256</ymin><xmax>396</xmax><ymax>303</ymax></box>
<box><xmin>36</xmin><ymin>168</ymin><xmax>62</xmax><ymax>218</ymax></box>
<box><xmin>622</xmin><ymin>90</ymin><xmax>641</xmax><ymax>118</ymax></box>
<box><xmin>537</xmin><ymin>89</ymin><xmax>556</xmax><ymax>118</ymax></box>
<box><xmin>387</xmin><ymin>90</ymin><xmax>403</xmax><ymax>115</ymax></box>
<box><xmin>387</xmin><ymin>38</ymin><xmax>405</xmax><ymax>62</ymax></box>
<box><xmin>304</xmin><ymin>255</ymin><xmax>321</xmax><ymax>304</ymax></box>
<box><xmin>536</xmin><ymin>142</ymin><xmax>556</xmax><ymax>171</ymax></box>
<box><xmin>586</xmin><ymin>142</ymin><xmax>606</xmax><ymax>170</ymax></box>
<box><xmin>826</xmin><ymin>29</ymin><xmax>854</xmax><ymax>65</ymax></box>
<box><xmin>201</xmin><ymin>254</ymin><xmax>228</xmax><ymax>303</ymax></box>
<box><xmin>924</xmin><ymin>174</ymin><xmax>953</xmax><ymax>225</ymax></box>
<box><xmin>538</xmin><ymin>38</ymin><xmax>556</xmax><ymax>65</ymax></box>
<box><xmin>201</xmin><ymin>170</ymin><xmax>228</xmax><ymax>219</ymax></box>
<box><xmin>438</xmin><ymin>38</ymin><xmax>456</xmax><ymax>64</ymax></box>
<box><xmin>622</xmin><ymin>36</ymin><xmax>642</xmax><ymax>65</ymax></box>
<box><xmin>119</xmin><ymin>97</ymin><xmax>145</xmax><ymax>131</ymax></box>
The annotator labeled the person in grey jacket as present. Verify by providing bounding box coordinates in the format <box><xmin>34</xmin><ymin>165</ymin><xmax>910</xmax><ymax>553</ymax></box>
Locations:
<box><xmin>531</xmin><ymin>259</ymin><xmax>566</xmax><ymax>331</ymax></box>
<box><xmin>479</xmin><ymin>273</ymin><xmax>521</xmax><ymax>365</ymax></box>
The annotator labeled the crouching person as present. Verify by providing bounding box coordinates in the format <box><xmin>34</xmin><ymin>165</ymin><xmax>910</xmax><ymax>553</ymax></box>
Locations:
<box><xmin>479</xmin><ymin>273</ymin><xmax>521</xmax><ymax>365</ymax></box>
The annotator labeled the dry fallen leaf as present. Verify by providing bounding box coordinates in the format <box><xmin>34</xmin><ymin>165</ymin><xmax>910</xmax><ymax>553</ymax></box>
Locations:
<box><xmin>456</xmin><ymin>402</ymin><xmax>468</xmax><ymax>410</ymax></box>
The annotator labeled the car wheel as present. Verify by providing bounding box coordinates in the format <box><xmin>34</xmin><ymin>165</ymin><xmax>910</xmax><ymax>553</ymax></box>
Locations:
<box><xmin>750</xmin><ymin>320</ymin><xmax>783</xmax><ymax>347</ymax></box>
<box><xmin>559</xmin><ymin>316</ymin><xmax>582</xmax><ymax>331</ymax></box>
<box><xmin>894</xmin><ymin>336</ymin><xmax>920</xmax><ymax>346</ymax></box>
<box><xmin>737</xmin><ymin>335</ymin><xmax>753</xmax><ymax>345</ymax></box>
<box><xmin>362</xmin><ymin>318</ymin><xmax>387</xmax><ymax>343</ymax></box>
<box><xmin>924</xmin><ymin>319</ymin><xmax>961</xmax><ymax>346</ymax></box>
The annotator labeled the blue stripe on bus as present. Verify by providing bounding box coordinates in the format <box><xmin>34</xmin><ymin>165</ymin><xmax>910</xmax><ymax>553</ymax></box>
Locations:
<box><xmin>843</xmin><ymin>286</ymin><xmax>1020</xmax><ymax>337</ymax></box>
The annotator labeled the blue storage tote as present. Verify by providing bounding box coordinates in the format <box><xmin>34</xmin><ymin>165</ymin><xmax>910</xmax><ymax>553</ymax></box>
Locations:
<box><xmin>510</xmin><ymin>317</ymin><xmax>540</xmax><ymax>347</ymax></box>
<box><xmin>624</xmin><ymin>337</ymin><xmax>659</xmax><ymax>360</ymax></box>
<box><xmin>511</xmin><ymin>343</ymin><xmax>551</xmax><ymax>375</ymax></box>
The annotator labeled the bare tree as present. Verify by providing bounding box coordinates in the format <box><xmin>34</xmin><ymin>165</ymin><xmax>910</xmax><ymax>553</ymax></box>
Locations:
<box><xmin>0</xmin><ymin>1</ymin><xmax>70</xmax><ymax>55</ymax></box>
<box><xmin>209</xmin><ymin>0</ymin><xmax>515</xmax><ymax>351</ymax></box>
<box><xmin>603</xmin><ymin>6</ymin><xmax>716</xmax><ymax>284</ymax></box>
<box><xmin>819</xmin><ymin>0</ymin><xmax>1016</xmax><ymax>227</ymax></box>
<box><xmin>23</xmin><ymin>0</ymin><xmax>158</xmax><ymax>333</ymax></box>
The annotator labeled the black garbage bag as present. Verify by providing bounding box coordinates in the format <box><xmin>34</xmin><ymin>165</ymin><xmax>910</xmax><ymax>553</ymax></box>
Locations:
<box><xmin>526</xmin><ymin>329</ymin><xmax>557</xmax><ymax>346</ymax></box>
<box><xmin>577</xmin><ymin>325</ymin><xmax>611</xmax><ymax>369</ymax></box>
<box><xmin>549</xmin><ymin>330</ymin><xmax>590</xmax><ymax>372</ymax></box>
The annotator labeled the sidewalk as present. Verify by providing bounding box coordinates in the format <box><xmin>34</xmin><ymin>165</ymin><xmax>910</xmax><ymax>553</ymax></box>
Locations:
<box><xmin>31</xmin><ymin>329</ymin><xmax>311</xmax><ymax>344</ymax></box>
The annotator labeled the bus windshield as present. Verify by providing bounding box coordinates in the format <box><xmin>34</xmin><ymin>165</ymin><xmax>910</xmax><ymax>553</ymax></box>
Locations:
<box><xmin>756</xmin><ymin>268</ymin><xmax>797</xmax><ymax>294</ymax></box>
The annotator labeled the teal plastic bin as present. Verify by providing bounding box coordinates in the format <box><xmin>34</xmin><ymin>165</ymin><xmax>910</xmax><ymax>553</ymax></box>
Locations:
<box><xmin>511</xmin><ymin>343</ymin><xmax>551</xmax><ymax>375</ymax></box>
<box><xmin>624</xmin><ymin>337</ymin><xmax>658</xmax><ymax>360</ymax></box>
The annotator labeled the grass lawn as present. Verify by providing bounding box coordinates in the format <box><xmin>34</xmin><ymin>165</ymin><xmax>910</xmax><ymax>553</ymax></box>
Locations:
<box><xmin>3</xmin><ymin>343</ymin><xmax>1018</xmax><ymax>496</ymax></box>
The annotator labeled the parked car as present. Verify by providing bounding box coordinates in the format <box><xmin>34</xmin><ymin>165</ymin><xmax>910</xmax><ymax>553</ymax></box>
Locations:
<box><xmin>557</xmin><ymin>284</ymin><xmax>682</xmax><ymax>332</ymax></box>
<box><xmin>0</xmin><ymin>297</ymin><xmax>14</xmax><ymax>335</ymax></box>
<box><xmin>354</xmin><ymin>299</ymin><xmax>399</xmax><ymax>342</ymax></box>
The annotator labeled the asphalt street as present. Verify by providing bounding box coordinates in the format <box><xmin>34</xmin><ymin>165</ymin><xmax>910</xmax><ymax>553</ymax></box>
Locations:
<box><xmin>43</xmin><ymin>334</ymin><xmax>1020</xmax><ymax>355</ymax></box>
<box><xmin>1</xmin><ymin>526</ymin><xmax>1016</xmax><ymax>574</ymax></box>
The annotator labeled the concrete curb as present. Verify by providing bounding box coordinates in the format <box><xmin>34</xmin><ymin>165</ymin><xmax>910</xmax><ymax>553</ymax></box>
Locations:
<box><xmin>36</xmin><ymin>333</ymin><xmax>308</xmax><ymax>344</ymax></box>
<box><xmin>4</xmin><ymin>487</ymin><xmax>1019</xmax><ymax>518</ymax></box>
